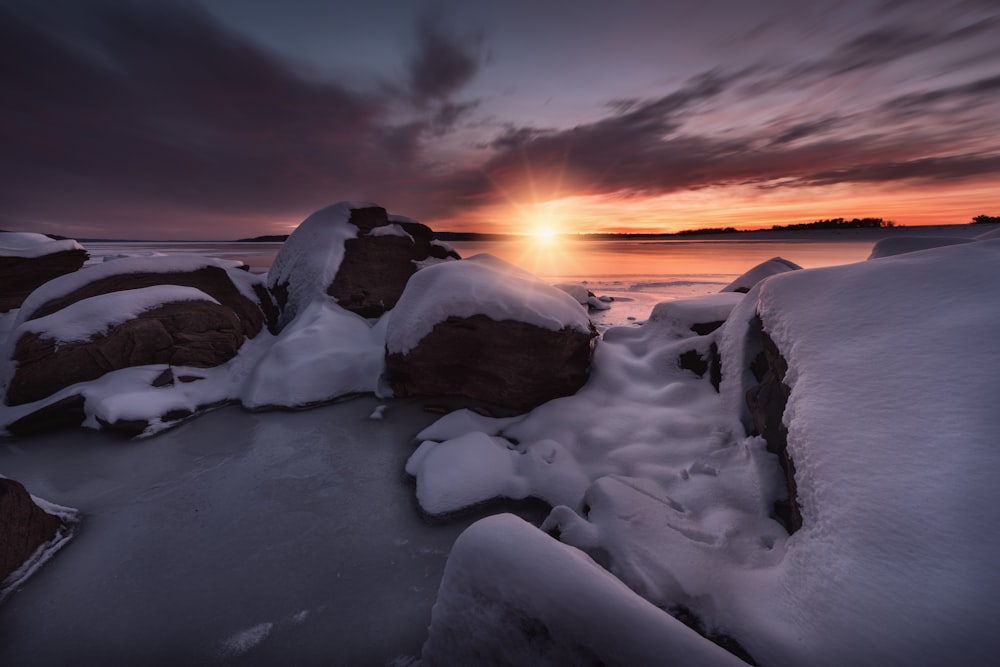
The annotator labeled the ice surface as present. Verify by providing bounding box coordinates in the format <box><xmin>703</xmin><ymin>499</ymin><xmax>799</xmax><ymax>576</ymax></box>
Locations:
<box><xmin>386</xmin><ymin>254</ymin><xmax>593</xmax><ymax>355</ymax></box>
<box><xmin>0</xmin><ymin>399</ymin><xmax>482</xmax><ymax>665</ymax></box>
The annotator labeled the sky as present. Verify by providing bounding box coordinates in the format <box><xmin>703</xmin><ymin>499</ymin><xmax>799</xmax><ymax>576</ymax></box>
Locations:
<box><xmin>2</xmin><ymin>0</ymin><xmax>999</xmax><ymax>239</ymax></box>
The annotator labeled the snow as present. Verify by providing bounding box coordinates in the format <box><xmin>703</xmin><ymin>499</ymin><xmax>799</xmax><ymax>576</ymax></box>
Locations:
<box><xmin>0</xmin><ymin>232</ymin><xmax>83</xmax><ymax>258</ymax></box>
<box><xmin>242</xmin><ymin>301</ymin><xmax>386</xmax><ymax>410</ymax></box>
<box><xmin>867</xmin><ymin>235</ymin><xmax>971</xmax><ymax>258</ymax></box>
<box><xmin>721</xmin><ymin>256</ymin><xmax>800</xmax><ymax>292</ymax></box>
<box><xmin>369</xmin><ymin>223</ymin><xmax>413</xmax><ymax>240</ymax></box>
<box><xmin>265</xmin><ymin>201</ymin><xmax>373</xmax><ymax>325</ymax></box>
<box><xmin>14</xmin><ymin>286</ymin><xmax>219</xmax><ymax>345</ymax></box>
<box><xmin>415</xmin><ymin>237</ymin><xmax>1000</xmax><ymax>665</ymax></box>
<box><xmin>422</xmin><ymin>513</ymin><xmax>750</xmax><ymax>667</ymax></box>
<box><xmin>385</xmin><ymin>254</ymin><xmax>593</xmax><ymax>355</ymax></box>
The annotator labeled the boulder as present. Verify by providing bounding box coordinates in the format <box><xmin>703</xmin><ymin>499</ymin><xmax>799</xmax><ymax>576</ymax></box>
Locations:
<box><xmin>0</xmin><ymin>477</ymin><xmax>63</xmax><ymax>586</ymax></box>
<box><xmin>721</xmin><ymin>257</ymin><xmax>801</xmax><ymax>293</ymax></box>
<box><xmin>6</xmin><ymin>291</ymin><xmax>244</xmax><ymax>406</ymax></box>
<box><xmin>384</xmin><ymin>255</ymin><xmax>597</xmax><ymax>411</ymax></box>
<box><xmin>0</xmin><ymin>233</ymin><xmax>88</xmax><ymax>313</ymax></box>
<box><xmin>267</xmin><ymin>202</ymin><xmax>460</xmax><ymax>324</ymax></box>
<box><xmin>745</xmin><ymin>314</ymin><xmax>801</xmax><ymax>533</ymax></box>
<box><xmin>19</xmin><ymin>259</ymin><xmax>268</xmax><ymax>339</ymax></box>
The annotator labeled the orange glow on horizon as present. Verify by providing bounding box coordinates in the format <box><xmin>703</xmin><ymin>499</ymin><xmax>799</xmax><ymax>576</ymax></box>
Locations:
<box><xmin>430</xmin><ymin>177</ymin><xmax>1000</xmax><ymax>235</ymax></box>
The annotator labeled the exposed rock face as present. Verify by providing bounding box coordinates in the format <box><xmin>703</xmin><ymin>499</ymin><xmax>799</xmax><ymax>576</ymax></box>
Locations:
<box><xmin>745</xmin><ymin>314</ymin><xmax>801</xmax><ymax>533</ymax></box>
<box><xmin>0</xmin><ymin>478</ymin><xmax>63</xmax><ymax>585</ymax></box>
<box><xmin>22</xmin><ymin>266</ymin><xmax>267</xmax><ymax>339</ymax></box>
<box><xmin>7</xmin><ymin>300</ymin><xmax>244</xmax><ymax>406</ymax></box>
<box><xmin>268</xmin><ymin>203</ymin><xmax>460</xmax><ymax>324</ymax></box>
<box><xmin>5</xmin><ymin>394</ymin><xmax>87</xmax><ymax>436</ymax></box>
<box><xmin>0</xmin><ymin>248</ymin><xmax>89</xmax><ymax>313</ymax></box>
<box><xmin>385</xmin><ymin>314</ymin><xmax>596</xmax><ymax>411</ymax></box>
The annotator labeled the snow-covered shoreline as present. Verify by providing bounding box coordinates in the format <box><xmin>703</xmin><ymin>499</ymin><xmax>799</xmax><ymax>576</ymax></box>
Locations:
<box><xmin>3</xmin><ymin>218</ymin><xmax>1000</xmax><ymax>665</ymax></box>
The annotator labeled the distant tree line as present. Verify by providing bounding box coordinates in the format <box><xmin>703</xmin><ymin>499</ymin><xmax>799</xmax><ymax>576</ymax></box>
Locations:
<box><xmin>971</xmin><ymin>214</ymin><xmax>1000</xmax><ymax>224</ymax></box>
<box><xmin>771</xmin><ymin>217</ymin><xmax>894</xmax><ymax>231</ymax></box>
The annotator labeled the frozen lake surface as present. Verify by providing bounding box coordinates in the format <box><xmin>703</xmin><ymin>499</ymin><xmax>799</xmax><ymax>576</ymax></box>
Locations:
<box><xmin>0</xmin><ymin>398</ymin><xmax>545</xmax><ymax>666</ymax></box>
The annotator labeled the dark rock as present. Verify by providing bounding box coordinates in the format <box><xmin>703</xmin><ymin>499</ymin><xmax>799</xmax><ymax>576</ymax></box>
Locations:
<box><xmin>269</xmin><ymin>204</ymin><xmax>461</xmax><ymax>324</ymax></box>
<box><xmin>7</xmin><ymin>300</ymin><xmax>244</xmax><ymax>406</ymax></box>
<box><xmin>0</xmin><ymin>478</ymin><xmax>63</xmax><ymax>585</ymax></box>
<box><xmin>745</xmin><ymin>314</ymin><xmax>802</xmax><ymax>533</ymax></box>
<box><xmin>0</xmin><ymin>248</ymin><xmax>89</xmax><ymax>313</ymax></box>
<box><xmin>327</xmin><ymin>209</ymin><xmax>461</xmax><ymax>318</ymax></box>
<box><xmin>96</xmin><ymin>416</ymin><xmax>150</xmax><ymax>436</ymax></box>
<box><xmin>708</xmin><ymin>342</ymin><xmax>721</xmax><ymax>392</ymax></box>
<box><xmin>385</xmin><ymin>314</ymin><xmax>596</xmax><ymax>411</ymax></box>
<box><xmin>679</xmin><ymin>349</ymin><xmax>708</xmax><ymax>377</ymax></box>
<box><xmin>152</xmin><ymin>368</ymin><xmax>175</xmax><ymax>387</ymax></box>
<box><xmin>24</xmin><ymin>266</ymin><xmax>266</xmax><ymax>339</ymax></box>
<box><xmin>690</xmin><ymin>320</ymin><xmax>726</xmax><ymax>336</ymax></box>
<box><xmin>6</xmin><ymin>394</ymin><xmax>87</xmax><ymax>436</ymax></box>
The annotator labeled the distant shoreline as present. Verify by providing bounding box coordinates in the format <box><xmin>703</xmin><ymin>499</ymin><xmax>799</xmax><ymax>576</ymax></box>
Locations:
<box><xmin>5</xmin><ymin>222</ymin><xmax>996</xmax><ymax>244</ymax></box>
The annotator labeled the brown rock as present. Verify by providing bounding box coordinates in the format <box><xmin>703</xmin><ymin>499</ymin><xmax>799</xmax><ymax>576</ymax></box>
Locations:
<box><xmin>7</xmin><ymin>300</ymin><xmax>244</xmax><ymax>406</ymax></box>
<box><xmin>23</xmin><ymin>266</ymin><xmax>266</xmax><ymax>339</ymax></box>
<box><xmin>745</xmin><ymin>314</ymin><xmax>802</xmax><ymax>533</ymax></box>
<box><xmin>6</xmin><ymin>394</ymin><xmax>87</xmax><ymax>436</ymax></box>
<box><xmin>0</xmin><ymin>248</ymin><xmax>89</xmax><ymax>313</ymax></box>
<box><xmin>0</xmin><ymin>478</ymin><xmax>63</xmax><ymax>584</ymax></box>
<box><xmin>385</xmin><ymin>314</ymin><xmax>596</xmax><ymax>411</ymax></box>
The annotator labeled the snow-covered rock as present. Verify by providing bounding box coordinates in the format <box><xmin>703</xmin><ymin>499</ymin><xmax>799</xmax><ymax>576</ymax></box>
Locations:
<box><xmin>0</xmin><ymin>232</ymin><xmax>88</xmax><ymax>313</ymax></box>
<box><xmin>720</xmin><ymin>256</ymin><xmax>800</xmax><ymax>293</ymax></box>
<box><xmin>266</xmin><ymin>202</ymin><xmax>458</xmax><ymax>325</ymax></box>
<box><xmin>384</xmin><ymin>255</ymin><xmax>597</xmax><ymax>410</ymax></box>
<box><xmin>0</xmin><ymin>475</ymin><xmax>77</xmax><ymax>603</ymax></box>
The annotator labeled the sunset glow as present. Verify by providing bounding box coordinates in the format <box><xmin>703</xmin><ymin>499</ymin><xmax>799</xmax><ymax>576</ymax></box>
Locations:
<box><xmin>2</xmin><ymin>0</ymin><xmax>999</xmax><ymax>239</ymax></box>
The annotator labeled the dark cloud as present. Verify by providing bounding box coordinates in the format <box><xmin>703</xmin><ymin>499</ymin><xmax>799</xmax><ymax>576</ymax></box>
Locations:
<box><xmin>882</xmin><ymin>73</ymin><xmax>1000</xmax><ymax>115</ymax></box>
<box><xmin>407</xmin><ymin>16</ymin><xmax>483</xmax><ymax>106</ymax></box>
<box><xmin>769</xmin><ymin>116</ymin><xmax>844</xmax><ymax>146</ymax></box>
<box><xmin>789</xmin><ymin>154</ymin><xmax>1000</xmax><ymax>187</ymax></box>
<box><xmin>0</xmin><ymin>0</ymin><xmax>485</xmax><ymax>236</ymax></box>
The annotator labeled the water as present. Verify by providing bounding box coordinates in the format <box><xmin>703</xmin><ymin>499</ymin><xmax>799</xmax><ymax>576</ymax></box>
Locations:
<box><xmin>1</xmin><ymin>234</ymin><xmax>888</xmax><ymax>664</ymax></box>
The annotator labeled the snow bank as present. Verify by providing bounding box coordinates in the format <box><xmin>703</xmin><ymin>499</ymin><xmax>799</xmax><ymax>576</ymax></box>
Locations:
<box><xmin>422</xmin><ymin>513</ymin><xmax>750</xmax><ymax>667</ymax></box>
<box><xmin>416</xmin><ymin>238</ymin><xmax>1000</xmax><ymax>665</ymax></box>
<box><xmin>386</xmin><ymin>254</ymin><xmax>592</xmax><ymax>355</ymax></box>
<box><xmin>867</xmin><ymin>235</ymin><xmax>971</xmax><ymax>258</ymax></box>
<box><xmin>242</xmin><ymin>301</ymin><xmax>386</xmax><ymax>409</ymax></box>
<box><xmin>0</xmin><ymin>232</ymin><xmax>84</xmax><ymax>258</ymax></box>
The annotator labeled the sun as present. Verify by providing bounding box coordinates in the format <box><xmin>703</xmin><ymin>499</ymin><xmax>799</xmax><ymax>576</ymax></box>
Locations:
<box><xmin>534</xmin><ymin>226</ymin><xmax>558</xmax><ymax>241</ymax></box>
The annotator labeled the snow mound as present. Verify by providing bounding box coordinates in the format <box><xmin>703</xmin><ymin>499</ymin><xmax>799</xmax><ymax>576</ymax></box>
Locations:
<box><xmin>242</xmin><ymin>301</ymin><xmax>386</xmax><ymax>409</ymax></box>
<box><xmin>721</xmin><ymin>256</ymin><xmax>801</xmax><ymax>292</ymax></box>
<box><xmin>0</xmin><ymin>232</ymin><xmax>84</xmax><ymax>258</ymax></box>
<box><xmin>386</xmin><ymin>254</ymin><xmax>592</xmax><ymax>355</ymax></box>
<box><xmin>867</xmin><ymin>235</ymin><xmax>971</xmax><ymax>258</ymax></box>
<box><xmin>422</xmin><ymin>513</ymin><xmax>750</xmax><ymax>666</ymax></box>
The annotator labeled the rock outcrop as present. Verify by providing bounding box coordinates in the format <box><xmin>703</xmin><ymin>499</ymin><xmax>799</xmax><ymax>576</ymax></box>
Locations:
<box><xmin>267</xmin><ymin>202</ymin><xmax>459</xmax><ymax>325</ymax></box>
<box><xmin>0</xmin><ymin>478</ymin><xmax>64</xmax><ymax>586</ymax></box>
<box><xmin>7</xmin><ymin>296</ymin><xmax>244</xmax><ymax>406</ymax></box>
<box><xmin>384</xmin><ymin>255</ymin><xmax>597</xmax><ymax>411</ymax></box>
<box><xmin>722</xmin><ymin>257</ymin><xmax>801</xmax><ymax>293</ymax></box>
<box><xmin>0</xmin><ymin>233</ymin><xmax>88</xmax><ymax>313</ymax></box>
<box><xmin>745</xmin><ymin>314</ymin><xmax>801</xmax><ymax>533</ymax></box>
